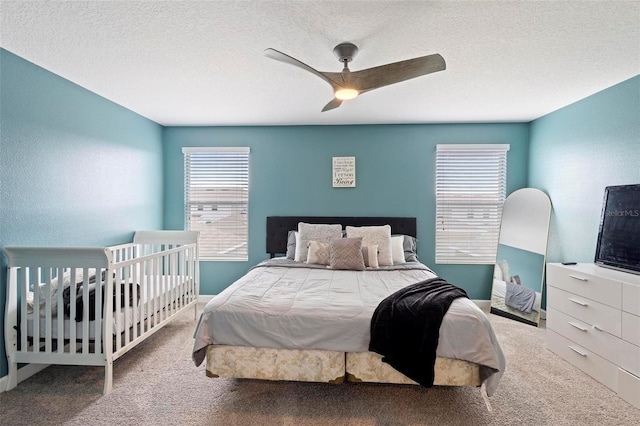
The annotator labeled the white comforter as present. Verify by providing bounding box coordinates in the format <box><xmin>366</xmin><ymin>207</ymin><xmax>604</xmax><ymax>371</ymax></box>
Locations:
<box><xmin>192</xmin><ymin>259</ymin><xmax>505</xmax><ymax>395</ymax></box>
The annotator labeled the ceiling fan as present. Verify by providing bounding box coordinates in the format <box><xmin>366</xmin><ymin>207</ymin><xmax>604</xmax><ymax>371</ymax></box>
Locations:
<box><xmin>264</xmin><ymin>42</ymin><xmax>446</xmax><ymax>112</ymax></box>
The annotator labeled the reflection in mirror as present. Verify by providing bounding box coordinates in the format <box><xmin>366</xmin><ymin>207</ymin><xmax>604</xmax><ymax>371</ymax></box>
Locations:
<box><xmin>490</xmin><ymin>188</ymin><xmax>552</xmax><ymax>326</ymax></box>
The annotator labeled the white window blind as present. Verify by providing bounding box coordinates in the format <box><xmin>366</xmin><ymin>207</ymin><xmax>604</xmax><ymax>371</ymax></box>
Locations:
<box><xmin>183</xmin><ymin>147</ymin><xmax>250</xmax><ymax>261</ymax></box>
<box><xmin>435</xmin><ymin>144</ymin><xmax>509</xmax><ymax>264</ymax></box>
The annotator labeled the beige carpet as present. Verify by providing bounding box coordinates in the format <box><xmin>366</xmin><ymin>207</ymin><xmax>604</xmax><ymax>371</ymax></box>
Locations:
<box><xmin>1</xmin><ymin>305</ymin><xmax>639</xmax><ymax>426</ymax></box>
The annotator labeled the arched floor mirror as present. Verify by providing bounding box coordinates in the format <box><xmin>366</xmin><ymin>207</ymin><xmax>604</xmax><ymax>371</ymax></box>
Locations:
<box><xmin>490</xmin><ymin>188</ymin><xmax>552</xmax><ymax>326</ymax></box>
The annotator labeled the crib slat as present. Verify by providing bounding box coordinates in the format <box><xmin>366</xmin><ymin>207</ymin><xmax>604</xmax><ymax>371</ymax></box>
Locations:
<box><xmin>123</xmin><ymin>264</ymin><xmax>130</xmax><ymax>345</ymax></box>
<box><xmin>20</xmin><ymin>268</ymin><xmax>29</xmax><ymax>355</ymax></box>
<box><xmin>33</xmin><ymin>268</ymin><xmax>40</xmax><ymax>353</ymax></box>
<box><xmin>69</xmin><ymin>268</ymin><xmax>77</xmax><ymax>347</ymax></box>
<box><xmin>132</xmin><ymin>261</ymin><xmax>139</xmax><ymax>340</ymax></box>
<box><xmin>43</xmin><ymin>267</ymin><xmax>52</xmax><ymax>353</ymax></box>
<box><xmin>146</xmin><ymin>257</ymin><xmax>152</xmax><ymax>333</ymax></box>
<box><xmin>81</xmin><ymin>268</ymin><xmax>90</xmax><ymax>354</ymax></box>
<box><xmin>95</xmin><ymin>267</ymin><xmax>103</xmax><ymax>355</ymax></box>
<box><xmin>56</xmin><ymin>267</ymin><xmax>65</xmax><ymax>354</ymax></box>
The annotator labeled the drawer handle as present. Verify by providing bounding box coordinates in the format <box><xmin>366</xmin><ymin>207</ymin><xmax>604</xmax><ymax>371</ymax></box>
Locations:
<box><xmin>568</xmin><ymin>298</ymin><xmax>588</xmax><ymax>307</ymax></box>
<box><xmin>592</xmin><ymin>325</ymin><xmax>603</xmax><ymax>332</ymax></box>
<box><xmin>568</xmin><ymin>321</ymin><xmax>587</xmax><ymax>331</ymax></box>
<box><xmin>568</xmin><ymin>345</ymin><xmax>588</xmax><ymax>357</ymax></box>
<box><xmin>568</xmin><ymin>274</ymin><xmax>588</xmax><ymax>282</ymax></box>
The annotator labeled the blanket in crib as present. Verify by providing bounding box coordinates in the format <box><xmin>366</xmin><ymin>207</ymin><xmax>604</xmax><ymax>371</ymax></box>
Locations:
<box><xmin>62</xmin><ymin>277</ymin><xmax>140</xmax><ymax>321</ymax></box>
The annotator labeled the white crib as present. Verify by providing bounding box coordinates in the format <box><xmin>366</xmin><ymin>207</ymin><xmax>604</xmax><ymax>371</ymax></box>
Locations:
<box><xmin>4</xmin><ymin>230</ymin><xmax>199</xmax><ymax>394</ymax></box>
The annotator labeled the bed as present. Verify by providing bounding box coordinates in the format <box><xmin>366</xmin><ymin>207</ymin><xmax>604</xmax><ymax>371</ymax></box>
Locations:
<box><xmin>4</xmin><ymin>230</ymin><xmax>200</xmax><ymax>395</ymax></box>
<box><xmin>192</xmin><ymin>217</ymin><xmax>505</xmax><ymax>408</ymax></box>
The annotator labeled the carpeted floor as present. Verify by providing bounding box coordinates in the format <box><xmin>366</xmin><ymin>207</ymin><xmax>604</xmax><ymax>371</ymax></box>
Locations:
<box><xmin>1</xmin><ymin>305</ymin><xmax>639</xmax><ymax>426</ymax></box>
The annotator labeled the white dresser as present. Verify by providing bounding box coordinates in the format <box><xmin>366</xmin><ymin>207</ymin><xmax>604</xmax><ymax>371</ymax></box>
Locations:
<box><xmin>546</xmin><ymin>263</ymin><xmax>640</xmax><ymax>409</ymax></box>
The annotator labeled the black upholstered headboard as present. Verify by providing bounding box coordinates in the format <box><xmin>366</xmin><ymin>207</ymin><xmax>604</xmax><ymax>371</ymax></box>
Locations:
<box><xmin>266</xmin><ymin>216</ymin><xmax>417</xmax><ymax>256</ymax></box>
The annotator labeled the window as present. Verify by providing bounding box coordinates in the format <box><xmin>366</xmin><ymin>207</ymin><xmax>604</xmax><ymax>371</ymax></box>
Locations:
<box><xmin>183</xmin><ymin>147</ymin><xmax>250</xmax><ymax>261</ymax></box>
<box><xmin>435</xmin><ymin>144</ymin><xmax>509</xmax><ymax>264</ymax></box>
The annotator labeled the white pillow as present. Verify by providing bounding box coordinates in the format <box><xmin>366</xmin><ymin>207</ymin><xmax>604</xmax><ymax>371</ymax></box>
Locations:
<box><xmin>295</xmin><ymin>222</ymin><xmax>342</xmax><ymax>263</ymax></box>
<box><xmin>28</xmin><ymin>268</ymin><xmax>92</xmax><ymax>316</ymax></box>
<box><xmin>493</xmin><ymin>263</ymin><xmax>503</xmax><ymax>281</ymax></box>
<box><xmin>391</xmin><ymin>235</ymin><xmax>405</xmax><ymax>264</ymax></box>
<box><xmin>345</xmin><ymin>225</ymin><xmax>393</xmax><ymax>266</ymax></box>
<box><xmin>362</xmin><ymin>245</ymin><xmax>379</xmax><ymax>268</ymax></box>
<box><xmin>498</xmin><ymin>260</ymin><xmax>510</xmax><ymax>282</ymax></box>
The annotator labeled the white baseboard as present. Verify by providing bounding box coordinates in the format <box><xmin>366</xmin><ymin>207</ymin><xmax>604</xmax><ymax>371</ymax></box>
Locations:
<box><xmin>198</xmin><ymin>294</ymin><xmax>215</xmax><ymax>303</ymax></box>
<box><xmin>0</xmin><ymin>363</ymin><xmax>49</xmax><ymax>394</ymax></box>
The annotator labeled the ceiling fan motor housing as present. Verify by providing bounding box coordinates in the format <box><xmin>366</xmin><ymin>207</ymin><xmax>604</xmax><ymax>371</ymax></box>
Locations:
<box><xmin>333</xmin><ymin>42</ymin><xmax>358</xmax><ymax>63</ymax></box>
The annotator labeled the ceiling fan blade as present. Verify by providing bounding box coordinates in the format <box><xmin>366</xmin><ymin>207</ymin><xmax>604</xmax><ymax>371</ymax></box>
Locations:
<box><xmin>264</xmin><ymin>48</ymin><xmax>341</xmax><ymax>89</ymax></box>
<box><xmin>321</xmin><ymin>98</ymin><xmax>343</xmax><ymax>112</ymax></box>
<box><xmin>350</xmin><ymin>53</ymin><xmax>446</xmax><ymax>92</ymax></box>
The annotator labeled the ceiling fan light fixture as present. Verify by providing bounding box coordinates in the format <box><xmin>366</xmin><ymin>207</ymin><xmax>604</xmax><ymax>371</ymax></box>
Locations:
<box><xmin>335</xmin><ymin>88</ymin><xmax>358</xmax><ymax>100</ymax></box>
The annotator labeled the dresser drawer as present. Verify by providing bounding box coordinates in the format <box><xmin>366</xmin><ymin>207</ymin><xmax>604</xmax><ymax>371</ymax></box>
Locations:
<box><xmin>622</xmin><ymin>311</ymin><xmax>640</xmax><ymax>346</ymax></box>
<box><xmin>619</xmin><ymin>339</ymin><xmax>640</xmax><ymax>377</ymax></box>
<box><xmin>547</xmin><ymin>330</ymin><xmax>618</xmax><ymax>391</ymax></box>
<box><xmin>547</xmin><ymin>264</ymin><xmax>622</xmax><ymax>309</ymax></box>
<box><xmin>618</xmin><ymin>368</ymin><xmax>640</xmax><ymax>409</ymax></box>
<box><xmin>547</xmin><ymin>307</ymin><xmax>620</xmax><ymax>363</ymax></box>
<box><xmin>622</xmin><ymin>282</ymin><xmax>640</xmax><ymax>316</ymax></box>
<box><xmin>547</xmin><ymin>286</ymin><xmax>622</xmax><ymax>337</ymax></box>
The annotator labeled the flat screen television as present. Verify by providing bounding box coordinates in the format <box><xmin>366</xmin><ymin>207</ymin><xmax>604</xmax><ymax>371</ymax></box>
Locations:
<box><xmin>594</xmin><ymin>184</ymin><xmax>640</xmax><ymax>274</ymax></box>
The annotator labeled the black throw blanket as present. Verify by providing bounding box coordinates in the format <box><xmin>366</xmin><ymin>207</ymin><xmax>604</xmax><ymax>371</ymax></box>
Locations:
<box><xmin>368</xmin><ymin>277</ymin><xmax>468</xmax><ymax>387</ymax></box>
<box><xmin>62</xmin><ymin>274</ymin><xmax>140</xmax><ymax>322</ymax></box>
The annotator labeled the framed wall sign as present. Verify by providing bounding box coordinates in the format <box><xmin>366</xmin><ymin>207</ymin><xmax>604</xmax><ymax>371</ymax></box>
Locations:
<box><xmin>332</xmin><ymin>156</ymin><xmax>356</xmax><ymax>187</ymax></box>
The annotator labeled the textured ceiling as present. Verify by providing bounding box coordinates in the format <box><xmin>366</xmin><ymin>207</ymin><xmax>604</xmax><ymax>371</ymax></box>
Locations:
<box><xmin>1</xmin><ymin>1</ymin><xmax>639</xmax><ymax>126</ymax></box>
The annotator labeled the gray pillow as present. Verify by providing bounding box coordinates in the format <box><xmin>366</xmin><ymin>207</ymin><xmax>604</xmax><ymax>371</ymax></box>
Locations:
<box><xmin>329</xmin><ymin>237</ymin><xmax>365</xmax><ymax>270</ymax></box>
<box><xmin>285</xmin><ymin>230</ymin><xmax>297</xmax><ymax>260</ymax></box>
<box><xmin>295</xmin><ymin>223</ymin><xmax>343</xmax><ymax>263</ymax></box>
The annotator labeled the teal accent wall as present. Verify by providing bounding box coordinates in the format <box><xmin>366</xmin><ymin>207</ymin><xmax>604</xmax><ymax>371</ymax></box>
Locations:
<box><xmin>163</xmin><ymin>124</ymin><xmax>530</xmax><ymax>298</ymax></box>
<box><xmin>529</xmin><ymin>75</ymin><xmax>640</xmax><ymax>263</ymax></box>
<box><xmin>0</xmin><ymin>49</ymin><xmax>164</xmax><ymax>378</ymax></box>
